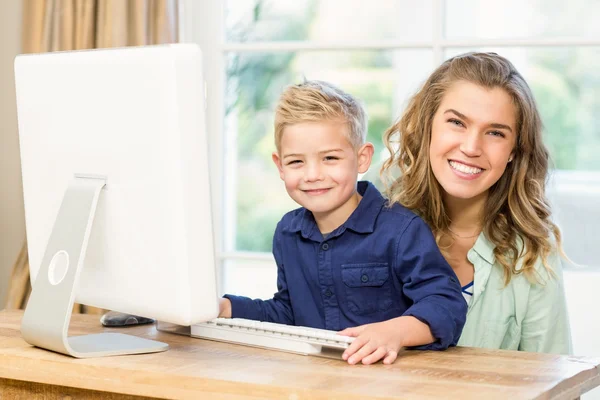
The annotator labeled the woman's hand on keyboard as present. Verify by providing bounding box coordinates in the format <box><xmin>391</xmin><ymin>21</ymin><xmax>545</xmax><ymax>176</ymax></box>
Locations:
<box><xmin>338</xmin><ymin>319</ymin><xmax>403</xmax><ymax>365</ymax></box>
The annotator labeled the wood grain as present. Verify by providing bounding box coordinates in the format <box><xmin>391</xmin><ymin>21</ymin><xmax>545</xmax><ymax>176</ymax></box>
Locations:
<box><xmin>1</xmin><ymin>309</ymin><xmax>599</xmax><ymax>400</ymax></box>
<box><xmin>0</xmin><ymin>377</ymin><xmax>147</xmax><ymax>399</ymax></box>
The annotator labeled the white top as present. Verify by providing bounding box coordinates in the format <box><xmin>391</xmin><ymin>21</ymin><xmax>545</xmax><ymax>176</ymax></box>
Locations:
<box><xmin>462</xmin><ymin>281</ymin><xmax>474</xmax><ymax>305</ymax></box>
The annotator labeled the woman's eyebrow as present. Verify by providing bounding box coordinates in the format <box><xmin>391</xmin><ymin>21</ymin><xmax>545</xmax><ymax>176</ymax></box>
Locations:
<box><xmin>444</xmin><ymin>108</ymin><xmax>470</xmax><ymax>121</ymax></box>
<box><xmin>489</xmin><ymin>122</ymin><xmax>513</xmax><ymax>133</ymax></box>
<box><xmin>444</xmin><ymin>109</ymin><xmax>513</xmax><ymax>132</ymax></box>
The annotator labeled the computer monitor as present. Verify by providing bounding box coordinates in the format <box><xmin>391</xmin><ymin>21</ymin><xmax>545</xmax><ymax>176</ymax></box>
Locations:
<box><xmin>14</xmin><ymin>44</ymin><xmax>219</xmax><ymax>358</ymax></box>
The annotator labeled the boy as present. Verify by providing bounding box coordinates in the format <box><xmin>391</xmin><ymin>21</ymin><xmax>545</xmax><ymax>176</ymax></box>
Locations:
<box><xmin>219</xmin><ymin>80</ymin><xmax>466</xmax><ymax>365</ymax></box>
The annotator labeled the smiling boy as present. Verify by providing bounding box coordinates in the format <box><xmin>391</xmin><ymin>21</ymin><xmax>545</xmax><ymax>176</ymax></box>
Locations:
<box><xmin>218</xmin><ymin>80</ymin><xmax>467</xmax><ymax>365</ymax></box>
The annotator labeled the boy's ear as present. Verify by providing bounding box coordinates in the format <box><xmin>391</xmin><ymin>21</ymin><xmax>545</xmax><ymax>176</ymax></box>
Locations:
<box><xmin>272</xmin><ymin>152</ymin><xmax>285</xmax><ymax>180</ymax></box>
<box><xmin>357</xmin><ymin>143</ymin><xmax>374</xmax><ymax>174</ymax></box>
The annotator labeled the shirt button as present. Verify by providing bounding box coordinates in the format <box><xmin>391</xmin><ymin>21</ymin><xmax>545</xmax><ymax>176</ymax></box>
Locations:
<box><xmin>321</xmin><ymin>243</ymin><xmax>329</xmax><ymax>251</ymax></box>
<box><xmin>325</xmin><ymin>289</ymin><xmax>333</xmax><ymax>297</ymax></box>
<box><xmin>361</xmin><ymin>274</ymin><xmax>369</xmax><ymax>283</ymax></box>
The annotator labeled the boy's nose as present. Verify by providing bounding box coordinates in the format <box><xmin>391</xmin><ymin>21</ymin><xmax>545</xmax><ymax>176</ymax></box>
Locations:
<box><xmin>459</xmin><ymin>131</ymin><xmax>483</xmax><ymax>157</ymax></box>
<box><xmin>304</xmin><ymin>163</ymin><xmax>323</xmax><ymax>182</ymax></box>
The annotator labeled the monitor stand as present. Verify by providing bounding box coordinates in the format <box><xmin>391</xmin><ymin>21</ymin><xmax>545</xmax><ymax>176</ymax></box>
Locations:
<box><xmin>20</xmin><ymin>175</ymin><xmax>169</xmax><ymax>358</ymax></box>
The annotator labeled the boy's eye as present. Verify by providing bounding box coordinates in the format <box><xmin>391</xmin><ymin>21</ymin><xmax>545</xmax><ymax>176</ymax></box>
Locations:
<box><xmin>448</xmin><ymin>118</ymin><xmax>465</xmax><ymax>128</ymax></box>
<box><xmin>286</xmin><ymin>160</ymin><xmax>302</xmax><ymax>165</ymax></box>
<box><xmin>324</xmin><ymin>156</ymin><xmax>339</xmax><ymax>161</ymax></box>
<box><xmin>488</xmin><ymin>130</ymin><xmax>506</xmax><ymax>138</ymax></box>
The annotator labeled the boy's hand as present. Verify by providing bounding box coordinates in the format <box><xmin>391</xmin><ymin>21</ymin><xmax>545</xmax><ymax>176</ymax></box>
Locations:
<box><xmin>338</xmin><ymin>319</ymin><xmax>403</xmax><ymax>365</ymax></box>
<box><xmin>218</xmin><ymin>298</ymin><xmax>232</xmax><ymax>318</ymax></box>
<box><xmin>339</xmin><ymin>316</ymin><xmax>435</xmax><ymax>365</ymax></box>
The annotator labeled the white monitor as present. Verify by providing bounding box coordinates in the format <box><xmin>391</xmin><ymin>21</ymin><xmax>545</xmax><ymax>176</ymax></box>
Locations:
<box><xmin>14</xmin><ymin>44</ymin><xmax>219</xmax><ymax>357</ymax></box>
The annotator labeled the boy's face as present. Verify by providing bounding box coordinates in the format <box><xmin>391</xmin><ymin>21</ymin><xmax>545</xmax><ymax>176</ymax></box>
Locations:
<box><xmin>272</xmin><ymin>121</ymin><xmax>373</xmax><ymax>227</ymax></box>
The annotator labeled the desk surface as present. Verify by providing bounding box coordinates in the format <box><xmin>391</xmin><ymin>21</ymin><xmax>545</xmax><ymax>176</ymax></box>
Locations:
<box><xmin>1</xmin><ymin>309</ymin><xmax>599</xmax><ymax>400</ymax></box>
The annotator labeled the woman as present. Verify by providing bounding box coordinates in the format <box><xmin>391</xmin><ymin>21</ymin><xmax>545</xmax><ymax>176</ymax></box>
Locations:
<box><xmin>380</xmin><ymin>52</ymin><xmax>571</xmax><ymax>353</ymax></box>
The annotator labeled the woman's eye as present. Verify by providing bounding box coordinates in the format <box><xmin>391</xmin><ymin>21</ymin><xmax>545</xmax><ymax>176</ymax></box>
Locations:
<box><xmin>488</xmin><ymin>130</ymin><xmax>506</xmax><ymax>138</ymax></box>
<box><xmin>448</xmin><ymin>118</ymin><xmax>465</xmax><ymax>128</ymax></box>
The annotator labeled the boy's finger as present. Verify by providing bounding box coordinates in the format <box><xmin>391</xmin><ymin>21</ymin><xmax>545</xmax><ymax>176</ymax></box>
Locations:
<box><xmin>338</xmin><ymin>327</ymin><xmax>360</xmax><ymax>337</ymax></box>
<box><xmin>342</xmin><ymin>336</ymin><xmax>367</xmax><ymax>360</ymax></box>
<box><xmin>383</xmin><ymin>350</ymin><xmax>398</xmax><ymax>365</ymax></box>
<box><xmin>361</xmin><ymin>347</ymin><xmax>387</xmax><ymax>365</ymax></box>
<box><xmin>348</xmin><ymin>341</ymin><xmax>376</xmax><ymax>365</ymax></box>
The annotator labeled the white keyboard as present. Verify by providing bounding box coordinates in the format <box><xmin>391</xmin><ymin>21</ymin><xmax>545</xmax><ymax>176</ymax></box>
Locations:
<box><xmin>191</xmin><ymin>318</ymin><xmax>354</xmax><ymax>359</ymax></box>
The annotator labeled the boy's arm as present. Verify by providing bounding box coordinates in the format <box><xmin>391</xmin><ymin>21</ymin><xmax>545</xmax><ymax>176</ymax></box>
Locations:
<box><xmin>395</xmin><ymin>217</ymin><xmax>467</xmax><ymax>350</ymax></box>
<box><xmin>220</xmin><ymin>223</ymin><xmax>295</xmax><ymax>324</ymax></box>
<box><xmin>519</xmin><ymin>251</ymin><xmax>572</xmax><ymax>354</ymax></box>
<box><xmin>339</xmin><ymin>217</ymin><xmax>467</xmax><ymax>364</ymax></box>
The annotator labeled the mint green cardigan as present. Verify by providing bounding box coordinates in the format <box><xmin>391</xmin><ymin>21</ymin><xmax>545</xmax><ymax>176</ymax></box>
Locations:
<box><xmin>457</xmin><ymin>233</ymin><xmax>572</xmax><ymax>354</ymax></box>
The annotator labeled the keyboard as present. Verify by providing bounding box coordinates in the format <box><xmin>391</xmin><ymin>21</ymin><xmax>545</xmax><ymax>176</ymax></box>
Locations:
<box><xmin>191</xmin><ymin>318</ymin><xmax>354</xmax><ymax>359</ymax></box>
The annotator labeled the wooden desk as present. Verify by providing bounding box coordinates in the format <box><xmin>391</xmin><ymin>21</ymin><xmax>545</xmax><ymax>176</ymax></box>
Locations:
<box><xmin>1</xmin><ymin>309</ymin><xmax>599</xmax><ymax>400</ymax></box>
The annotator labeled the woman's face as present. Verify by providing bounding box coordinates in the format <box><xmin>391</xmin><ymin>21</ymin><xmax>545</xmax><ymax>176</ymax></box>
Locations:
<box><xmin>429</xmin><ymin>81</ymin><xmax>517</xmax><ymax>203</ymax></box>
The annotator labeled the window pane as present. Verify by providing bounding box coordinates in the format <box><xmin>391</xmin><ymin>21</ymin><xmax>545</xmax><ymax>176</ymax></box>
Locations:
<box><xmin>547</xmin><ymin>171</ymin><xmax>600</xmax><ymax>268</ymax></box>
<box><xmin>445</xmin><ymin>0</ymin><xmax>600</xmax><ymax>39</ymax></box>
<box><xmin>445</xmin><ymin>47</ymin><xmax>600</xmax><ymax>171</ymax></box>
<box><xmin>225</xmin><ymin>0</ymin><xmax>433</xmax><ymax>42</ymax></box>
<box><xmin>225</xmin><ymin>50</ymin><xmax>433</xmax><ymax>252</ymax></box>
<box><xmin>222</xmin><ymin>259</ymin><xmax>277</xmax><ymax>299</ymax></box>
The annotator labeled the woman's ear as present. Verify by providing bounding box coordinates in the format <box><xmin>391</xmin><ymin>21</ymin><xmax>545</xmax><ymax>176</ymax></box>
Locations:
<box><xmin>357</xmin><ymin>143</ymin><xmax>375</xmax><ymax>173</ymax></box>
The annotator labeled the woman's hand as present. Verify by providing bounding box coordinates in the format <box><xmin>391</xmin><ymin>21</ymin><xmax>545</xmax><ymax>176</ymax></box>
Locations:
<box><xmin>338</xmin><ymin>319</ymin><xmax>404</xmax><ymax>365</ymax></box>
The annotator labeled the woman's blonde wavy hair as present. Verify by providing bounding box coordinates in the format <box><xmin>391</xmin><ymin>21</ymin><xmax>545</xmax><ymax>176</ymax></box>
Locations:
<box><xmin>381</xmin><ymin>52</ymin><xmax>562</xmax><ymax>284</ymax></box>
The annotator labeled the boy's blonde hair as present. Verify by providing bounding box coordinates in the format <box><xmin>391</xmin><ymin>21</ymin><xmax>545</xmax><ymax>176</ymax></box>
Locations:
<box><xmin>274</xmin><ymin>80</ymin><xmax>367</xmax><ymax>152</ymax></box>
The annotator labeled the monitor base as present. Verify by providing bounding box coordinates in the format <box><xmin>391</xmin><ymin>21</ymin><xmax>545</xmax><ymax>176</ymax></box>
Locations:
<box><xmin>20</xmin><ymin>176</ymin><xmax>168</xmax><ymax>358</ymax></box>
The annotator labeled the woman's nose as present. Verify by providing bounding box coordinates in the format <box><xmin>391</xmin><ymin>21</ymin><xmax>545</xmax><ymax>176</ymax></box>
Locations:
<box><xmin>460</xmin><ymin>131</ymin><xmax>483</xmax><ymax>157</ymax></box>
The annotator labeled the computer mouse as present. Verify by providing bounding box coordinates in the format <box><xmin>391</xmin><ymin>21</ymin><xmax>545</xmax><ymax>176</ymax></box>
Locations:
<box><xmin>100</xmin><ymin>311</ymin><xmax>155</xmax><ymax>327</ymax></box>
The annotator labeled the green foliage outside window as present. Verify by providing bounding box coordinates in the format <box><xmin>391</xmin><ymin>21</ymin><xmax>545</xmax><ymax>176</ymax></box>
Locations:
<box><xmin>225</xmin><ymin>1</ymin><xmax>600</xmax><ymax>252</ymax></box>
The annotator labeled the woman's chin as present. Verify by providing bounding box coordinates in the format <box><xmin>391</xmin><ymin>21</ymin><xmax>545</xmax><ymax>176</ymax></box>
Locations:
<box><xmin>440</xmin><ymin>184</ymin><xmax>487</xmax><ymax>202</ymax></box>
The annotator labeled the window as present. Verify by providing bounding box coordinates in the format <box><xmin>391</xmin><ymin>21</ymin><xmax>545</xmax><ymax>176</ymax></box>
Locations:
<box><xmin>181</xmin><ymin>0</ymin><xmax>600</xmax><ymax>299</ymax></box>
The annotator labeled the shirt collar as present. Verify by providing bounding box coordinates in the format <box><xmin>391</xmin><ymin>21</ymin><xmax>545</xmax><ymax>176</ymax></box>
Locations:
<box><xmin>343</xmin><ymin>181</ymin><xmax>385</xmax><ymax>234</ymax></box>
<box><xmin>287</xmin><ymin>181</ymin><xmax>384</xmax><ymax>240</ymax></box>
<box><xmin>472</xmin><ymin>232</ymin><xmax>496</xmax><ymax>265</ymax></box>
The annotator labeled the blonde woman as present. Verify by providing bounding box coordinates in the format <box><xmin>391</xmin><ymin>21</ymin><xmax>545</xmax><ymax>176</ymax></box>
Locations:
<box><xmin>379</xmin><ymin>52</ymin><xmax>571</xmax><ymax>353</ymax></box>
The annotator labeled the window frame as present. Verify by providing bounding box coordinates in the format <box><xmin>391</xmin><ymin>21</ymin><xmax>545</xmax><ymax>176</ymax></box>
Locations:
<box><xmin>180</xmin><ymin>0</ymin><xmax>600</xmax><ymax>291</ymax></box>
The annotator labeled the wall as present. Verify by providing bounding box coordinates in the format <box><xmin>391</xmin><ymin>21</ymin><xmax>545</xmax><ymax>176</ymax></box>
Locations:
<box><xmin>0</xmin><ymin>1</ymin><xmax>24</xmax><ymax>308</ymax></box>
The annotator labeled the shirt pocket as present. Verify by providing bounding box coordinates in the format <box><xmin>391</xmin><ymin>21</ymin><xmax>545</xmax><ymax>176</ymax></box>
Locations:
<box><xmin>341</xmin><ymin>263</ymin><xmax>393</xmax><ymax>315</ymax></box>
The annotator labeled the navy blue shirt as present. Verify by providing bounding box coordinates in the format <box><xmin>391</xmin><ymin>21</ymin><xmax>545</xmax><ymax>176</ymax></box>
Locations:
<box><xmin>225</xmin><ymin>181</ymin><xmax>467</xmax><ymax>350</ymax></box>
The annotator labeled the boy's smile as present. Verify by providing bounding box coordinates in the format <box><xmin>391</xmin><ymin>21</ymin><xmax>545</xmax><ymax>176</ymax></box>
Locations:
<box><xmin>302</xmin><ymin>188</ymin><xmax>331</xmax><ymax>196</ymax></box>
<box><xmin>272</xmin><ymin>121</ymin><xmax>373</xmax><ymax>233</ymax></box>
